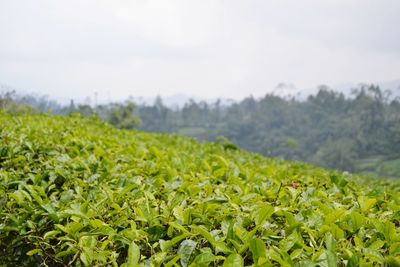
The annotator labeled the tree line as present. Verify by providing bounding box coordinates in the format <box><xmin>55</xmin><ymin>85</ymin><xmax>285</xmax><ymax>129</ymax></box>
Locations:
<box><xmin>2</xmin><ymin>84</ymin><xmax>400</xmax><ymax>178</ymax></box>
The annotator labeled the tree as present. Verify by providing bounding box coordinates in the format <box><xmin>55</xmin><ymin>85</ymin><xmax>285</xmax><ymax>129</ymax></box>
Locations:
<box><xmin>107</xmin><ymin>101</ymin><xmax>141</xmax><ymax>129</ymax></box>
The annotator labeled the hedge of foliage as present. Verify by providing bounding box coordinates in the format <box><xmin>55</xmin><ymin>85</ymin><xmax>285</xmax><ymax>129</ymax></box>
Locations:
<box><xmin>1</xmin><ymin>113</ymin><xmax>400</xmax><ymax>266</ymax></box>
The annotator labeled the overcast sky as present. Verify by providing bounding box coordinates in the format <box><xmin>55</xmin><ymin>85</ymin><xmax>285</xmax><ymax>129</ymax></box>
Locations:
<box><xmin>1</xmin><ymin>0</ymin><xmax>400</xmax><ymax>102</ymax></box>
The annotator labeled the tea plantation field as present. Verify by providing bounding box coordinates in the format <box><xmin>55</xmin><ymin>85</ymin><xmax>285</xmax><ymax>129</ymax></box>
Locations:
<box><xmin>1</xmin><ymin>113</ymin><xmax>400</xmax><ymax>266</ymax></box>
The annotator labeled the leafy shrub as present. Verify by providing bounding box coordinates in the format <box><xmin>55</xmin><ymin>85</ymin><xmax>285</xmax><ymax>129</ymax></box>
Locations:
<box><xmin>1</xmin><ymin>113</ymin><xmax>400</xmax><ymax>266</ymax></box>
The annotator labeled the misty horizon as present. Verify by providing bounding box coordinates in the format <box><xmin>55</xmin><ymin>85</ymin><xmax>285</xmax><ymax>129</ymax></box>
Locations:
<box><xmin>2</xmin><ymin>79</ymin><xmax>400</xmax><ymax>108</ymax></box>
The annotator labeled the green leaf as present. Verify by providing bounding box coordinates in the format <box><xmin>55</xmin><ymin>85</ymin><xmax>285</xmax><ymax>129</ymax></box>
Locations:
<box><xmin>160</xmin><ymin>233</ymin><xmax>191</xmax><ymax>252</ymax></box>
<box><xmin>56</xmin><ymin>250</ymin><xmax>76</xmax><ymax>258</ymax></box>
<box><xmin>43</xmin><ymin>230</ymin><xmax>61</xmax><ymax>240</ymax></box>
<box><xmin>346</xmin><ymin>255</ymin><xmax>359</xmax><ymax>267</ymax></box>
<box><xmin>178</xmin><ymin>240</ymin><xmax>197</xmax><ymax>267</ymax></box>
<box><xmin>191</xmin><ymin>226</ymin><xmax>216</xmax><ymax>247</ymax></box>
<box><xmin>9</xmin><ymin>191</ymin><xmax>25</xmax><ymax>205</ymax></box>
<box><xmin>373</xmin><ymin>220</ymin><xmax>397</xmax><ymax>242</ymax></box>
<box><xmin>325</xmin><ymin>233</ymin><xmax>336</xmax><ymax>252</ymax></box>
<box><xmin>358</xmin><ymin>196</ymin><xmax>377</xmax><ymax>213</ymax></box>
<box><xmin>249</xmin><ymin>238</ymin><xmax>267</xmax><ymax>261</ymax></box>
<box><xmin>215</xmin><ymin>241</ymin><xmax>232</xmax><ymax>254</ymax></box>
<box><xmin>127</xmin><ymin>241</ymin><xmax>140</xmax><ymax>266</ymax></box>
<box><xmin>253</xmin><ymin>204</ymin><xmax>274</xmax><ymax>226</ymax></box>
<box><xmin>326</xmin><ymin>251</ymin><xmax>338</xmax><ymax>267</ymax></box>
<box><xmin>192</xmin><ymin>252</ymin><xmax>216</xmax><ymax>266</ymax></box>
<box><xmin>223</xmin><ymin>253</ymin><xmax>244</xmax><ymax>267</ymax></box>
<box><xmin>26</xmin><ymin>248</ymin><xmax>41</xmax><ymax>256</ymax></box>
<box><xmin>369</xmin><ymin>240</ymin><xmax>385</xmax><ymax>250</ymax></box>
<box><xmin>90</xmin><ymin>219</ymin><xmax>105</xmax><ymax>228</ymax></box>
<box><xmin>324</xmin><ymin>223</ymin><xmax>345</xmax><ymax>240</ymax></box>
<box><xmin>79</xmin><ymin>236</ymin><xmax>97</xmax><ymax>266</ymax></box>
<box><xmin>164</xmin><ymin>255</ymin><xmax>180</xmax><ymax>267</ymax></box>
<box><xmin>80</xmin><ymin>250</ymin><xmax>93</xmax><ymax>266</ymax></box>
<box><xmin>330</xmin><ymin>175</ymin><xmax>348</xmax><ymax>188</ymax></box>
<box><xmin>348</xmin><ymin>211</ymin><xmax>365</xmax><ymax>232</ymax></box>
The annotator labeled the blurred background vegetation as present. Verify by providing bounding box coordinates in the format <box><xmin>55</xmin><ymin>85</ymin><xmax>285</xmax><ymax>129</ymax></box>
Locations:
<box><xmin>2</xmin><ymin>84</ymin><xmax>400</xmax><ymax>178</ymax></box>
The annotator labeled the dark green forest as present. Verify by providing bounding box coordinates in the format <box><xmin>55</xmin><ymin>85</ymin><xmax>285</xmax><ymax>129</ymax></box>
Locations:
<box><xmin>136</xmin><ymin>85</ymin><xmax>400</xmax><ymax>178</ymax></box>
<box><xmin>2</xmin><ymin>84</ymin><xmax>400</xmax><ymax>178</ymax></box>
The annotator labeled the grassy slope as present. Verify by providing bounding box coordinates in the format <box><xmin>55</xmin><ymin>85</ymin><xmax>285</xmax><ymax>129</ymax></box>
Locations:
<box><xmin>1</xmin><ymin>113</ymin><xmax>400</xmax><ymax>266</ymax></box>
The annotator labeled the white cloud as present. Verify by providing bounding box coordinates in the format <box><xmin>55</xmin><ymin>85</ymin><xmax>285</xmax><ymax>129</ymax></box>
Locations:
<box><xmin>0</xmin><ymin>0</ymin><xmax>399</xmax><ymax>101</ymax></box>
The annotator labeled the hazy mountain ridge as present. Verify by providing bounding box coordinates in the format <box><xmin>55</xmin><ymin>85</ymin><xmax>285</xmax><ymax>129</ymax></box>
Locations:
<box><xmin>2</xmin><ymin>79</ymin><xmax>400</xmax><ymax>108</ymax></box>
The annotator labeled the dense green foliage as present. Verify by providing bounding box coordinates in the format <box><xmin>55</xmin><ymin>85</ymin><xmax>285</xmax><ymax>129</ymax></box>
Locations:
<box><xmin>134</xmin><ymin>85</ymin><xmax>400</xmax><ymax>178</ymax></box>
<box><xmin>1</xmin><ymin>113</ymin><xmax>400</xmax><ymax>266</ymax></box>
<box><xmin>6</xmin><ymin>84</ymin><xmax>400</xmax><ymax>177</ymax></box>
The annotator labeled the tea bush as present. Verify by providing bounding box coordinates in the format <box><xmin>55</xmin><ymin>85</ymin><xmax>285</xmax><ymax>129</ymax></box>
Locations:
<box><xmin>1</xmin><ymin>113</ymin><xmax>400</xmax><ymax>266</ymax></box>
